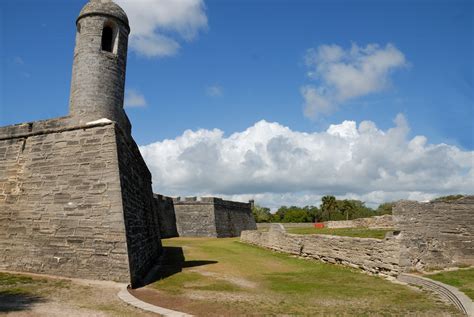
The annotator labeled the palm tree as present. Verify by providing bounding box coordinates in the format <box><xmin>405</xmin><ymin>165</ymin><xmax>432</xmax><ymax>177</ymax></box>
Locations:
<box><xmin>321</xmin><ymin>195</ymin><xmax>337</xmax><ymax>221</ymax></box>
<box><xmin>342</xmin><ymin>200</ymin><xmax>355</xmax><ymax>220</ymax></box>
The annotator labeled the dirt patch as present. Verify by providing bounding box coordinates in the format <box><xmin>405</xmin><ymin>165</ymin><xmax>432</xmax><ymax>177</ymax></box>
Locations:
<box><xmin>131</xmin><ymin>287</ymin><xmax>246</xmax><ymax>317</ymax></box>
<box><xmin>190</xmin><ymin>270</ymin><xmax>258</xmax><ymax>289</ymax></box>
<box><xmin>185</xmin><ymin>289</ymin><xmax>259</xmax><ymax>302</ymax></box>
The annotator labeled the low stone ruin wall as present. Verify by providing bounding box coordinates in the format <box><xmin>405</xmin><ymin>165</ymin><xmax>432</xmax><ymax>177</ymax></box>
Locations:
<box><xmin>256</xmin><ymin>215</ymin><xmax>393</xmax><ymax>230</ymax></box>
<box><xmin>256</xmin><ymin>223</ymin><xmax>314</xmax><ymax>230</ymax></box>
<box><xmin>325</xmin><ymin>214</ymin><xmax>394</xmax><ymax>229</ymax></box>
<box><xmin>241</xmin><ymin>225</ymin><xmax>400</xmax><ymax>276</ymax></box>
<box><xmin>393</xmin><ymin>196</ymin><xmax>474</xmax><ymax>271</ymax></box>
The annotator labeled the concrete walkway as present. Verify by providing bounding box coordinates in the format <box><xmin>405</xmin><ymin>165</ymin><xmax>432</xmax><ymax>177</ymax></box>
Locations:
<box><xmin>117</xmin><ymin>286</ymin><xmax>193</xmax><ymax>317</ymax></box>
<box><xmin>398</xmin><ymin>273</ymin><xmax>473</xmax><ymax>316</ymax></box>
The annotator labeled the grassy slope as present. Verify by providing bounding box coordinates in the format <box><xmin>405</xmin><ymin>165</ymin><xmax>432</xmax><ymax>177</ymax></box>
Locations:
<box><xmin>286</xmin><ymin>227</ymin><xmax>392</xmax><ymax>239</ymax></box>
<box><xmin>145</xmin><ymin>237</ymin><xmax>459</xmax><ymax>316</ymax></box>
<box><xmin>426</xmin><ymin>268</ymin><xmax>474</xmax><ymax>300</ymax></box>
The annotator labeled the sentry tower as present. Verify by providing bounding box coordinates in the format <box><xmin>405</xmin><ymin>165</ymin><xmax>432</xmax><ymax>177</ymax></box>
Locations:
<box><xmin>69</xmin><ymin>0</ymin><xmax>131</xmax><ymax>132</ymax></box>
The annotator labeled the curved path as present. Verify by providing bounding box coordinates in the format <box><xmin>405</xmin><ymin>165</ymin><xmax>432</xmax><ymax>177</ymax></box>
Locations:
<box><xmin>118</xmin><ymin>286</ymin><xmax>193</xmax><ymax>317</ymax></box>
<box><xmin>397</xmin><ymin>273</ymin><xmax>473</xmax><ymax>316</ymax></box>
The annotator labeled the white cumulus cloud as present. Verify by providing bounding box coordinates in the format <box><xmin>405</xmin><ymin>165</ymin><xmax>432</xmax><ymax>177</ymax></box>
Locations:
<box><xmin>125</xmin><ymin>89</ymin><xmax>147</xmax><ymax>108</ymax></box>
<box><xmin>140</xmin><ymin>115</ymin><xmax>474</xmax><ymax>209</ymax></box>
<box><xmin>115</xmin><ymin>0</ymin><xmax>208</xmax><ymax>57</ymax></box>
<box><xmin>302</xmin><ymin>43</ymin><xmax>407</xmax><ymax>118</ymax></box>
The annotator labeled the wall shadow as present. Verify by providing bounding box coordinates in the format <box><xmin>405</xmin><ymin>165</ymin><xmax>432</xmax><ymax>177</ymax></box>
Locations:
<box><xmin>0</xmin><ymin>291</ymin><xmax>45</xmax><ymax>313</ymax></box>
<box><xmin>137</xmin><ymin>246</ymin><xmax>218</xmax><ymax>288</ymax></box>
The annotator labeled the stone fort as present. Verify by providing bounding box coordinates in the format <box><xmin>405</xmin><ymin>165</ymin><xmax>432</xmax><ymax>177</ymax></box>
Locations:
<box><xmin>1</xmin><ymin>0</ymin><xmax>472</xmax><ymax>292</ymax></box>
<box><xmin>0</xmin><ymin>0</ymin><xmax>255</xmax><ymax>288</ymax></box>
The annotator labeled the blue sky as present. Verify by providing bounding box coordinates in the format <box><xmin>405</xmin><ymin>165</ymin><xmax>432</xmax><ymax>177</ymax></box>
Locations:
<box><xmin>0</xmin><ymin>0</ymin><xmax>472</xmax><ymax>207</ymax></box>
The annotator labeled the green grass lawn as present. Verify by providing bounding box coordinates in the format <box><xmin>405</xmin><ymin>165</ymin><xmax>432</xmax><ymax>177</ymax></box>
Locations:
<box><xmin>425</xmin><ymin>268</ymin><xmax>474</xmax><ymax>300</ymax></box>
<box><xmin>140</xmin><ymin>237</ymin><xmax>459</xmax><ymax>316</ymax></box>
<box><xmin>286</xmin><ymin>227</ymin><xmax>392</xmax><ymax>239</ymax></box>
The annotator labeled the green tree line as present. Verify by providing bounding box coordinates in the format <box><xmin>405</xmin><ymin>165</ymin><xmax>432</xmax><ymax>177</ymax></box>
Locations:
<box><xmin>252</xmin><ymin>195</ymin><xmax>394</xmax><ymax>223</ymax></box>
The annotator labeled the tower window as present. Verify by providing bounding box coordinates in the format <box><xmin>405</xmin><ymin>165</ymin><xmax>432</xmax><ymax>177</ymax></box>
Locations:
<box><xmin>101</xmin><ymin>26</ymin><xmax>114</xmax><ymax>52</ymax></box>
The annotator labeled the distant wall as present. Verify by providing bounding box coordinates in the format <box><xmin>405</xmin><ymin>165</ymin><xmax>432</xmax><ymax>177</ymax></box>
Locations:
<box><xmin>153</xmin><ymin>194</ymin><xmax>178</xmax><ymax>239</ymax></box>
<box><xmin>214</xmin><ymin>198</ymin><xmax>257</xmax><ymax>237</ymax></box>
<box><xmin>172</xmin><ymin>197</ymin><xmax>256</xmax><ymax>237</ymax></box>
<box><xmin>256</xmin><ymin>215</ymin><xmax>393</xmax><ymax>230</ymax></box>
<box><xmin>256</xmin><ymin>223</ymin><xmax>314</xmax><ymax>230</ymax></box>
<box><xmin>325</xmin><ymin>215</ymin><xmax>394</xmax><ymax>229</ymax></box>
<box><xmin>174</xmin><ymin>197</ymin><xmax>216</xmax><ymax>237</ymax></box>
<box><xmin>393</xmin><ymin>197</ymin><xmax>474</xmax><ymax>271</ymax></box>
<box><xmin>241</xmin><ymin>225</ymin><xmax>400</xmax><ymax>276</ymax></box>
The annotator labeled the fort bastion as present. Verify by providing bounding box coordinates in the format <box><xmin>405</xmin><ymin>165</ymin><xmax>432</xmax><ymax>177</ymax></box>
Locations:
<box><xmin>0</xmin><ymin>0</ymin><xmax>256</xmax><ymax>288</ymax></box>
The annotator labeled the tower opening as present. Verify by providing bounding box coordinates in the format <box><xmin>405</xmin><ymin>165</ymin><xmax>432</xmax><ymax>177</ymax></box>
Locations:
<box><xmin>101</xmin><ymin>26</ymin><xmax>114</xmax><ymax>52</ymax></box>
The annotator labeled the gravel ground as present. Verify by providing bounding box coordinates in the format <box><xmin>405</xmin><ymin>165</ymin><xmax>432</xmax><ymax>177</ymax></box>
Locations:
<box><xmin>0</xmin><ymin>271</ymin><xmax>157</xmax><ymax>317</ymax></box>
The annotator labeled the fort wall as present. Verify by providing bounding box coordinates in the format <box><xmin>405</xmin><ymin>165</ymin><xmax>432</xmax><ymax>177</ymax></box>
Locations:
<box><xmin>115</xmin><ymin>128</ymin><xmax>163</xmax><ymax>287</ymax></box>
<box><xmin>0</xmin><ymin>119</ymin><xmax>163</xmax><ymax>287</ymax></box>
<box><xmin>0</xmin><ymin>0</ymin><xmax>163</xmax><ymax>287</ymax></box>
<box><xmin>153</xmin><ymin>194</ymin><xmax>178</xmax><ymax>239</ymax></box>
<box><xmin>241</xmin><ymin>225</ymin><xmax>400</xmax><ymax>276</ymax></box>
<box><xmin>172</xmin><ymin>197</ymin><xmax>257</xmax><ymax>237</ymax></box>
<box><xmin>0</xmin><ymin>116</ymin><xmax>73</xmax><ymax>139</ymax></box>
<box><xmin>393</xmin><ymin>196</ymin><xmax>474</xmax><ymax>271</ymax></box>
<box><xmin>173</xmin><ymin>197</ymin><xmax>216</xmax><ymax>237</ymax></box>
<box><xmin>214</xmin><ymin>199</ymin><xmax>257</xmax><ymax>237</ymax></box>
<box><xmin>0</xmin><ymin>120</ymin><xmax>130</xmax><ymax>282</ymax></box>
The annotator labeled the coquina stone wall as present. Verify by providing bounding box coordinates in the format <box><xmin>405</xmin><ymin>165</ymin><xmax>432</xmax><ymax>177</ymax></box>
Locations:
<box><xmin>0</xmin><ymin>120</ymin><xmax>129</xmax><ymax>281</ymax></box>
<box><xmin>0</xmin><ymin>119</ymin><xmax>162</xmax><ymax>287</ymax></box>
<box><xmin>0</xmin><ymin>0</ymin><xmax>163</xmax><ymax>288</ymax></box>
<box><xmin>393</xmin><ymin>197</ymin><xmax>474</xmax><ymax>271</ymax></box>
<box><xmin>173</xmin><ymin>197</ymin><xmax>257</xmax><ymax>237</ymax></box>
<box><xmin>325</xmin><ymin>214</ymin><xmax>394</xmax><ymax>229</ymax></box>
<box><xmin>115</xmin><ymin>127</ymin><xmax>162</xmax><ymax>287</ymax></box>
<box><xmin>241</xmin><ymin>225</ymin><xmax>400</xmax><ymax>276</ymax></box>
<box><xmin>69</xmin><ymin>0</ymin><xmax>131</xmax><ymax>135</ymax></box>
<box><xmin>256</xmin><ymin>215</ymin><xmax>394</xmax><ymax>230</ymax></box>
<box><xmin>214</xmin><ymin>199</ymin><xmax>257</xmax><ymax>237</ymax></box>
<box><xmin>257</xmin><ymin>223</ymin><xmax>314</xmax><ymax>230</ymax></box>
<box><xmin>153</xmin><ymin>194</ymin><xmax>178</xmax><ymax>239</ymax></box>
<box><xmin>173</xmin><ymin>197</ymin><xmax>216</xmax><ymax>237</ymax></box>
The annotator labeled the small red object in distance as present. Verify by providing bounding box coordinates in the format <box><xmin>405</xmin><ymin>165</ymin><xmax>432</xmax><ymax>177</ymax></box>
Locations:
<box><xmin>314</xmin><ymin>223</ymin><xmax>325</xmax><ymax>229</ymax></box>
